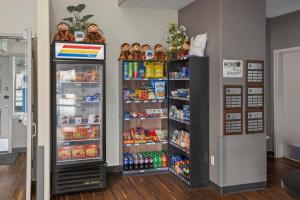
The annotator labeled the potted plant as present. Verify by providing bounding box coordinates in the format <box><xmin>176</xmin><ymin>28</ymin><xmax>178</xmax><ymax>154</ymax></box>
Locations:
<box><xmin>62</xmin><ymin>4</ymin><xmax>94</xmax><ymax>32</ymax></box>
<box><xmin>165</xmin><ymin>23</ymin><xmax>188</xmax><ymax>59</ymax></box>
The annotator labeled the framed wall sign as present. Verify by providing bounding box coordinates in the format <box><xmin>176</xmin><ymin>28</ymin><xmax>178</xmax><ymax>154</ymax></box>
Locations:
<box><xmin>223</xmin><ymin>60</ymin><xmax>243</xmax><ymax>78</ymax></box>
<box><xmin>224</xmin><ymin>110</ymin><xmax>243</xmax><ymax>135</ymax></box>
<box><xmin>246</xmin><ymin>110</ymin><xmax>264</xmax><ymax>134</ymax></box>
<box><xmin>246</xmin><ymin>60</ymin><xmax>264</xmax><ymax>84</ymax></box>
<box><xmin>246</xmin><ymin>85</ymin><xmax>264</xmax><ymax>109</ymax></box>
<box><xmin>224</xmin><ymin>85</ymin><xmax>243</xmax><ymax>110</ymax></box>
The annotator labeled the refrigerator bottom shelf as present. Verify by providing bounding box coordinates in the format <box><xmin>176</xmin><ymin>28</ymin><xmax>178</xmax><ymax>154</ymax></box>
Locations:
<box><xmin>57</xmin><ymin>157</ymin><xmax>102</xmax><ymax>165</ymax></box>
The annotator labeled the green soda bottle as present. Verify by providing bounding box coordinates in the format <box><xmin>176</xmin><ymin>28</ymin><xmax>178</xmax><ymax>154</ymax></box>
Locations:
<box><xmin>153</xmin><ymin>154</ymin><xmax>158</xmax><ymax>168</ymax></box>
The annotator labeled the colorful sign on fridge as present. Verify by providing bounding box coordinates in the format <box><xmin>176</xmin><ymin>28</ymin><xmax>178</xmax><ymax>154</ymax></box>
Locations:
<box><xmin>55</xmin><ymin>42</ymin><xmax>105</xmax><ymax>60</ymax></box>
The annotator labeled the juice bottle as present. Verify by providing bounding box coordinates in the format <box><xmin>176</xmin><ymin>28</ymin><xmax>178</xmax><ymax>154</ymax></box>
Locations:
<box><xmin>149</xmin><ymin>155</ymin><xmax>153</xmax><ymax>169</ymax></box>
<box><xmin>133</xmin><ymin>154</ymin><xmax>139</xmax><ymax>170</ymax></box>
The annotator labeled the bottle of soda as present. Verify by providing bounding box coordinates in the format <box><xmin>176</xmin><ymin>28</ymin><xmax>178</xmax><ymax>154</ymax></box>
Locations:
<box><xmin>139</xmin><ymin>153</ymin><xmax>144</xmax><ymax>169</ymax></box>
<box><xmin>162</xmin><ymin>153</ymin><xmax>167</xmax><ymax>168</ymax></box>
<box><xmin>133</xmin><ymin>154</ymin><xmax>139</xmax><ymax>170</ymax></box>
<box><xmin>157</xmin><ymin>154</ymin><xmax>162</xmax><ymax>168</ymax></box>
<box><xmin>149</xmin><ymin>155</ymin><xmax>153</xmax><ymax>169</ymax></box>
<box><xmin>144</xmin><ymin>155</ymin><xmax>149</xmax><ymax>169</ymax></box>
<box><xmin>153</xmin><ymin>154</ymin><xmax>157</xmax><ymax>168</ymax></box>
<box><xmin>124</xmin><ymin>156</ymin><xmax>129</xmax><ymax>171</ymax></box>
<box><xmin>129</xmin><ymin>155</ymin><xmax>134</xmax><ymax>170</ymax></box>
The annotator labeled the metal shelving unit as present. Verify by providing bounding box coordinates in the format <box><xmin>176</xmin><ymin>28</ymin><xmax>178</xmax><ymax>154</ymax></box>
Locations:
<box><xmin>120</xmin><ymin>60</ymin><xmax>169</xmax><ymax>175</ymax></box>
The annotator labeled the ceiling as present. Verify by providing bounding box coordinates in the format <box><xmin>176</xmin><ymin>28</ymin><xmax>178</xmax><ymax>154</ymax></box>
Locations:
<box><xmin>267</xmin><ymin>0</ymin><xmax>300</xmax><ymax>18</ymax></box>
<box><xmin>118</xmin><ymin>0</ymin><xmax>195</xmax><ymax>10</ymax></box>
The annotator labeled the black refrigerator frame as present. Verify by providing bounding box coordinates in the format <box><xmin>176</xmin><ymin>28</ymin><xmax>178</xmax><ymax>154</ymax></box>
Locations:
<box><xmin>51</xmin><ymin>41</ymin><xmax>106</xmax><ymax>195</ymax></box>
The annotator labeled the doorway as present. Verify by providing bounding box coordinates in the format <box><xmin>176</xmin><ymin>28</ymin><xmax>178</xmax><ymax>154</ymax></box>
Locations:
<box><xmin>274</xmin><ymin>47</ymin><xmax>300</xmax><ymax>161</ymax></box>
<box><xmin>0</xmin><ymin>32</ymin><xmax>36</xmax><ymax>200</ymax></box>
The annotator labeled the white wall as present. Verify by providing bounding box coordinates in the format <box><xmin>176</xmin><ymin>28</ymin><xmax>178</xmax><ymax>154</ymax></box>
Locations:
<box><xmin>50</xmin><ymin>0</ymin><xmax>178</xmax><ymax>166</ymax></box>
<box><xmin>0</xmin><ymin>0</ymin><xmax>37</xmax><ymax>34</ymax></box>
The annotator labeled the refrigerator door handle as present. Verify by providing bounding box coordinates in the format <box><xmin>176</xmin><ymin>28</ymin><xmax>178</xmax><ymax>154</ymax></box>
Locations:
<box><xmin>31</xmin><ymin>122</ymin><xmax>37</xmax><ymax>138</ymax></box>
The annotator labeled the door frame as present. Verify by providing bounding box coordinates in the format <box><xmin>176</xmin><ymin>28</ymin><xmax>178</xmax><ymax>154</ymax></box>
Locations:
<box><xmin>0</xmin><ymin>33</ymin><xmax>24</xmax><ymax>153</ymax></box>
<box><xmin>274</xmin><ymin>46</ymin><xmax>300</xmax><ymax>158</ymax></box>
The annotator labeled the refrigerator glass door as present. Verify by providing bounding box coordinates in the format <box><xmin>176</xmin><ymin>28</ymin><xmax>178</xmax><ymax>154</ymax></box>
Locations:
<box><xmin>56</xmin><ymin>63</ymin><xmax>103</xmax><ymax>165</ymax></box>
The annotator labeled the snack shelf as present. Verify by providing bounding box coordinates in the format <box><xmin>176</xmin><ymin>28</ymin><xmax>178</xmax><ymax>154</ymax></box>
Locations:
<box><xmin>169</xmin><ymin>78</ymin><xmax>190</xmax><ymax>81</ymax></box>
<box><xmin>124</xmin><ymin>78</ymin><xmax>167</xmax><ymax>81</ymax></box>
<box><xmin>167</xmin><ymin>57</ymin><xmax>209</xmax><ymax>187</ymax></box>
<box><xmin>169</xmin><ymin>117</ymin><xmax>190</xmax><ymax>125</ymax></box>
<box><xmin>124</xmin><ymin>116</ymin><xmax>168</xmax><ymax>121</ymax></box>
<box><xmin>124</xmin><ymin>140</ymin><xmax>168</xmax><ymax>147</ymax></box>
<box><xmin>169</xmin><ymin>96</ymin><xmax>190</xmax><ymax>101</ymax></box>
<box><xmin>58</xmin><ymin>138</ymin><xmax>101</xmax><ymax>146</ymax></box>
<box><xmin>121</xmin><ymin>60</ymin><xmax>168</xmax><ymax>176</ymax></box>
<box><xmin>169</xmin><ymin>140</ymin><xmax>190</xmax><ymax>155</ymax></box>
<box><xmin>169</xmin><ymin>168</ymin><xmax>191</xmax><ymax>186</ymax></box>
<box><xmin>123</xmin><ymin>167</ymin><xmax>168</xmax><ymax>176</ymax></box>
<box><xmin>124</xmin><ymin>99</ymin><xmax>167</xmax><ymax>104</ymax></box>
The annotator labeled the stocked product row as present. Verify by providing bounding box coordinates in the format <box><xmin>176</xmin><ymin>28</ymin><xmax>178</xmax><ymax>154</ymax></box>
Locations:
<box><xmin>58</xmin><ymin>144</ymin><xmax>99</xmax><ymax>161</ymax></box>
<box><xmin>57</xmin><ymin>69</ymin><xmax>100</xmax><ymax>83</ymax></box>
<box><xmin>123</xmin><ymin>108</ymin><xmax>167</xmax><ymax>120</ymax></box>
<box><xmin>123</xmin><ymin>151</ymin><xmax>167</xmax><ymax>171</ymax></box>
<box><xmin>58</xmin><ymin>125</ymin><xmax>99</xmax><ymax>141</ymax></box>
<box><xmin>123</xmin><ymin>61</ymin><xmax>166</xmax><ymax>79</ymax></box>
<box><xmin>170</xmin><ymin>154</ymin><xmax>191</xmax><ymax>181</ymax></box>
<box><xmin>123</xmin><ymin>128</ymin><xmax>167</xmax><ymax>145</ymax></box>
<box><xmin>58</xmin><ymin>114</ymin><xmax>100</xmax><ymax>125</ymax></box>
<box><xmin>123</xmin><ymin>81</ymin><xmax>166</xmax><ymax>101</ymax></box>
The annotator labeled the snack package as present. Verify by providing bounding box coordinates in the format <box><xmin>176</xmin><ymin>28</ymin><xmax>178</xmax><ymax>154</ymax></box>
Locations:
<box><xmin>123</xmin><ymin>89</ymin><xmax>130</xmax><ymax>100</ymax></box>
<box><xmin>62</xmin><ymin>131</ymin><xmax>73</xmax><ymax>140</ymax></box>
<box><xmin>59</xmin><ymin>115</ymin><xmax>69</xmax><ymax>124</ymax></box>
<box><xmin>72</xmin><ymin>145</ymin><xmax>86</xmax><ymax>159</ymax></box>
<box><xmin>146</xmin><ymin>109</ymin><xmax>156</xmax><ymax>118</ymax></box>
<box><xmin>57</xmin><ymin>70</ymin><xmax>76</xmax><ymax>82</ymax></box>
<box><xmin>154</xmin><ymin>109</ymin><xmax>164</xmax><ymax>117</ymax></box>
<box><xmin>58</xmin><ymin>147</ymin><xmax>72</xmax><ymax>161</ymax></box>
<box><xmin>145</xmin><ymin>62</ymin><xmax>155</xmax><ymax>78</ymax></box>
<box><xmin>154</xmin><ymin>62</ymin><xmax>164</xmax><ymax>78</ymax></box>
<box><xmin>73</xmin><ymin>126</ymin><xmax>87</xmax><ymax>140</ymax></box>
<box><xmin>85</xmin><ymin>144</ymin><xmax>99</xmax><ymax>158</ymax></box>
<box><xmin>87</xmin><ymin>126</ymin><xmax>98</xmax><ymax>139</ymax></box>
<box><xmin>153</xmin><ymin>81</ymin><xmax>166</xmax><ymax>99</ymax></box>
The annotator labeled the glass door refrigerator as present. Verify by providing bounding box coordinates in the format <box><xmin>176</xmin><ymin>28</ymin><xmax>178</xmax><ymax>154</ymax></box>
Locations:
<box><xmin>51</xmin><ymin>41</ymin><xmax>106</xmax><ymax>195</ymax></box>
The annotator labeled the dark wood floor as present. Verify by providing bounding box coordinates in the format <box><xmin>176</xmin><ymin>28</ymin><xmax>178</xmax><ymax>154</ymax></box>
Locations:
<box><xmin>1</xmin><ymin>153</ymin><xmax>299</xmax><ymax>200</ymax></box>
<box><xmin>0</xmin><ymin>153</ymin><xmax>26</xmax><ymax>200</ymax></box>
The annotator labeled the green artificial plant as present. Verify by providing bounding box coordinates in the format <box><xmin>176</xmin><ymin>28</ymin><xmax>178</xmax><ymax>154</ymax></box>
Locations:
<box><xmin>62</xmin><ymin>4</ymin><xmax>94</xmax><ymax>32</ymax></box>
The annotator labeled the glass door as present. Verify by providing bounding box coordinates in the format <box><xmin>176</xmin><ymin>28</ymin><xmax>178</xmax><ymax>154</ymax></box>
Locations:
<box><xmin>56</xmin><ymin>63</ymin><xmax>104</xmax><ymax>165</ymax></box>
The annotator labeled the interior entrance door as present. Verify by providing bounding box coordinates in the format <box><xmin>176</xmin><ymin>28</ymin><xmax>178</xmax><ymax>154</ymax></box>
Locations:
<box><xmin>0</xmin><ymin>55</ymin><xmax>13</xmax><ymax>153</ymax></box>
<box><xmin>283</xmin><ymin>51</ymin><xmax>300</xmax><ymax>161</ymax></box>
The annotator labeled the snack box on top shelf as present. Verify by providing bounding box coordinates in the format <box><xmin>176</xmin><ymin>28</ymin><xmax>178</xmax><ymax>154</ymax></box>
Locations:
<box><xmin>123</xmin><ymin>61</ymin><xmax>165</xmax><ymax>79</ymax></box>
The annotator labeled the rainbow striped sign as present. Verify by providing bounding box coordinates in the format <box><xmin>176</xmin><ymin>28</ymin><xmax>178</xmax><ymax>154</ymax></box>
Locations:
<box><xmin>55</xmin><ymin>43</ymin><xmax>105</xmax><ymax>60</ymax></box>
